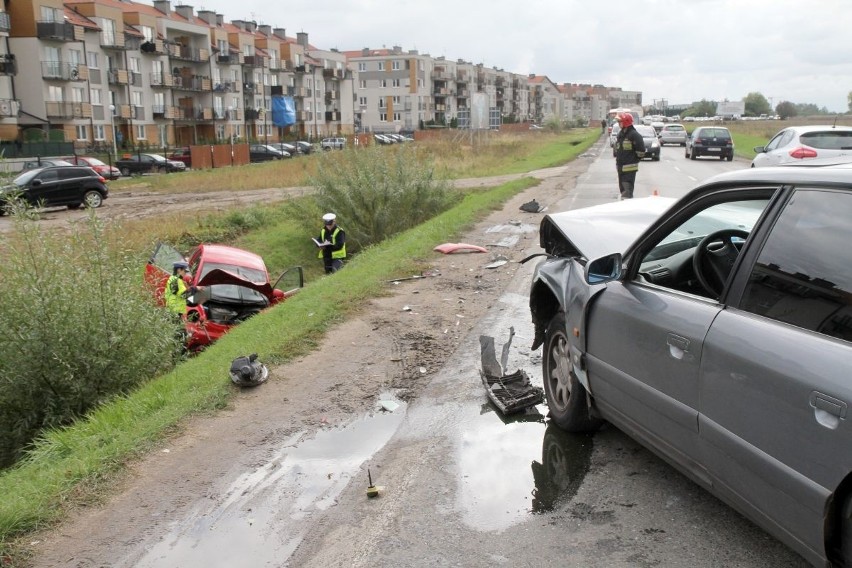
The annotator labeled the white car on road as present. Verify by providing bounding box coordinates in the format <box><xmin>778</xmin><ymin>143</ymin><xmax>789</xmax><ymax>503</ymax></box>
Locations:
<box><xmin>751</xmin><ymin>125</ymin><xmax>852</xmax><ymax>167</ymax></box>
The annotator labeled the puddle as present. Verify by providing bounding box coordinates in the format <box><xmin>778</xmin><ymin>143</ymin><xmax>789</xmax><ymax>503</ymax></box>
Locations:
<box><xmin>456</xmin><ymin>405</ymin><xmax>593</xmax><ymax>531</ymax></box>
<box><xmin>134</xmin><ymin>394</ymin><xmax>407</xmax><ymax>568</ymax></box>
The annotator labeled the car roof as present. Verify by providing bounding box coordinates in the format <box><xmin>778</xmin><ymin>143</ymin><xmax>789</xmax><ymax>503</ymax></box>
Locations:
<box><xmin>701</xmin><ymin>162</ymin><xmax>852</xmax><ymax>187</ymax></box>
<box><xmin>777</xmin><ymin>125</ymin><xmax>852</xmax><ymax>134</ymax></box>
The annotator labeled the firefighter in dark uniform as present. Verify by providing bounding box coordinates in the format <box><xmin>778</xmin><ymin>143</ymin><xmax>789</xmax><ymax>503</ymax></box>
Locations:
<box><xmin>613</xmin><ymin>112</ymin><xmax>645</xmax><ymax>199</ymax></box>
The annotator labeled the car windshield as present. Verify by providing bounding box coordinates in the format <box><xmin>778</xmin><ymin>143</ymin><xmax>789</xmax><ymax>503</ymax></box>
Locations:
<box><xmin>13</xmin><ymin>169</ymin><xmax>41</xmax><ymax>186</ymax></box>
<box><xmin>635</xmin><ymin>126</ymin><xmax>656</xmax><ymax>136</ymax></box>
<box><xmin>655</xmin><ymin>199</ymin><xmax>769</xmax><ymax>252</ymax></box>
<box><xmin>200</xmin><ymin>262</ymin><xmax>269</xmax><ymax>304</ymax></box>
<box><xmin>85</xmin><ymin>157</ymin><xmax>107</xmax><ymax>166</ymax></box>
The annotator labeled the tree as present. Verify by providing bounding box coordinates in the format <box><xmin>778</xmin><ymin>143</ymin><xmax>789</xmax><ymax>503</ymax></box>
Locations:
<box><xmin>744</xmin><ymin>92</ymin><xmax>772</xmax><ymax>117</ymax></box>
<box><xmin>775</xmin><ymin>101</ymin><xmax>797</xmax><ymax>120</ymax></box>
<box><xmin>794</xmin><ymin>103</ymin><xmax>830</xmax><ymax>116</ymax></box>
<box><xmin>685</xmin><ymin>99</ymin><xmax>717</xmax><ymax>117</ymax></box>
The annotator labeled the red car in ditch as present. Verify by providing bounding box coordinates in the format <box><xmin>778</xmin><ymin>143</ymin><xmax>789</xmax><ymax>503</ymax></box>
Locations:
<box><xmin>146</xmin><ymin>242</ymin><xmax>303</xmax><ymax>352</ymax></box>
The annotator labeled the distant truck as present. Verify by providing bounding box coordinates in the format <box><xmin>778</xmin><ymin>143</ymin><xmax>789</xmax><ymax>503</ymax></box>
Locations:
<box><xmin>608</xmin><ymin>107</ymin><xmax>643</xmax><ymax>124</ymax></box>
<box><xmin>717</xmin><ymin>101</ymin><xmax>745</xmax><ymax>120</ymax></box>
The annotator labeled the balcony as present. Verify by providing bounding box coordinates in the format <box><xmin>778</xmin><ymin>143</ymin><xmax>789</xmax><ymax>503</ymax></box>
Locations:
<box><xmin>129</xmin><ymin>71</ymin><xmax>142</xmax><ymax>86</ymax></box>
<box><xmin>244</xmin><ymin>108</ymin><xmax>261</xmax><ymax>120</ymax></box>
<box><xmin>172</xmin><ymin>75</ymin><xmax>211</xmax><ymax>92</ymax></box>
<box><xmin>100</xmin><ymin>31</ymin><xmax>126</xmax><ymax>50</ymax></box>
<box><xmin>431</xmin><ymin>70</ymin><xmax>452</xmax><ymax>80</ymax></box>
<box><xmin>213</xmin><ymin>81</ymin><xmax>237</xmax><ymax>93</ymax></box>
<box><xmin>170</xmin><ymin>45</ymin><xmax>207</xmax><ymax>63</ymax></box>
<box><xmin>325</xmin><ymin>91</ymin><xmax>337</xmax><ymax>103</ymax></box>
<box><xmin>242</xmin><ymin>55</ymin><xmax>266</xmax><ymax>68</ymax></box>
<box><xmin>294</xmin><ymin>64</ymin><xmax>312</xmax><ymax>74</ymax></box>
<box><xmin>325</xmin><ymin>111</ymin><xmax>339</xmax><ymax>122</ymax></box>
<box><xmin>152</xmin><ymin>105</ymin><xmax>178</xmax><ymax>119</ymax></box>
<box><xmin>150</xmin><ymin>72</ymin><xmax>175</xmax><ymax>88</ymax></box>
<box><xmin>173</xmin><ymin>106</ymin><xmax>213</xmax><ymax>121</ymax></box>
<box><xmin>45</xmin><ymin>101</ymin><xmax>91</xmax><ymax>119</ymax></box>
<box><xmin>140</xmin><ymin>39</ymin><xmax>167</xmax><ymax>55</ymax></box>
<box><xmin>296</xmin><ymin>110</ymin><xmax>309</xmax><ymax>121</ymax></box>
<box><xmin>0</xmin><ymin>54</ymin><xmax>16</xmax><ymax>76</ymax></box>
<box><xmin>243</xmin><ymin>81</ymin><xmax>257</xmax><ymax>92</ymax></box>
<box><xmin>37</xmin><ymin>21</ymin><xmax>79</xmax><ymax>41</ymax></box>
<box><xmin>0</xmin><ymin>12</ymin><xmax>10</xmax><ymax>34</ymax></box>
<box><xmin>107</xmin><ymin>68</ymin><xmax>129</xmax><ymax>85</ymax></box>
<box><xmin>268</xmin><ymin>59</ymin><xmax>291</xmax><ymax>72</ymax></box>
<box><xmin>41</xmin><ymin>61</ymin><xmax>88</xmax><ymax>81</ymax></box>
<box><xmin>0</xmin><ymin>98</ymin><xmax>19</xmax><ymax>117</ymax></box>
<box><xmin>217</xmin><ymin>53</ymin><xmax>241</xmax><ymax>65</ymax></box>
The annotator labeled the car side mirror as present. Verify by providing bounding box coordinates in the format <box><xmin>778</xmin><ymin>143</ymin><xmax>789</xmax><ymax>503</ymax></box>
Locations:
<box><xmin>753</xmin><ymin>146</ymin><xmax>766</xmax><ymax>153</ymax></box>
<box><xmin>585</xmin><ymin>253</ymin><xmax>622</xmax><ymax>285</ymax></box>
<box><xmin>31</xmin><ymin>179</ymin><xmax>42</xmax><ymax>187</ymax></box>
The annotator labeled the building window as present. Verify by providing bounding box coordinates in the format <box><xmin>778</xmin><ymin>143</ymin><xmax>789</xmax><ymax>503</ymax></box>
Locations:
<box><xmin>135</xmin><ymin>125</ymin><xmax>146</xmax><ymax>140</ymax></box>
<box><xmin>359</xmin><ymin>96</ymin><xmax>367</xmax><ymax>106</ymax></box>
<box><xmin>48</xmin><ymin>85</ymin><xmax>63</xmax><ymax>102</ymax></box>
<box><xmin>392</xmin><ymin>79</ymin><xmax>400</xmax><ymax>88</ymax></box>
<box><xmin>87</xmin><ymin>52</ymin><xmax>99</xmax><ymax>69</ymax></box>
<box><xmin>358</xmin><ymin>62</ymin><xmax>366</xmax><ymax>71</ymax></box>
<box><xmin>75</xmin><ymin>125</ymin><xmax>88</xmax><ymax>140</ymax></box>
<box><xmin>89</xmin><ymin>88</ymin><xmax>102</xmax><ymax>106</ymax></box>
<box><xmin>71</xmin><ymin>87</ymin><xmax>84</xmax><ymax>103</ymax></box>
<box><xmin>131</xmin><ymin>91</ymin><xmax>142</xmax><ymax>106</ymax></box>
<box><xmin>378</xmin><ymin>61</ymin><xmax>384</xmax><ymax>71</ymax></box>
<box><xmin>139</xmin><ymin>25</ymin><xmax>154</xmax><ymax>42</ymax></box>
<box><xmin>379</xmin><ymin>113</ymin><xmax>387</xmax><ymax>122</ymax></box>
<box><xmin>393</xmin><ymin>113</ymin><xmax>401</xmax><ymax>121</ymax></box>
<box><xmin>392</xmin><ymin>96</ymin><xmax>401</xmax><ymax>104</ymax></box>
<box><xmin>378</xmin><ymin>99</ymin><xmax>386</xmax><ymax>109</ymax></box>
<box><xmin>380</xmin><ymin>79</ymin><xmax>387</xmax><ymax>88</ymax></box>
<box><xmin>359</xmin><ymin>80</ymin><xmax>367</xmax><ymax>89</ymax></box>
<box><xmin>94</xmin><ymin>125</ymin><xmax>105</xmax><ymax>140</ymax></box>
<box><xmin>392</xmin><ymin>60</ymin><xmax>400</xmax><ymax>70</ymax></box>
<box><xmin>129</xmin><ymin>57</ymin><xmax>140</xmax><ymax>73</ymax></box>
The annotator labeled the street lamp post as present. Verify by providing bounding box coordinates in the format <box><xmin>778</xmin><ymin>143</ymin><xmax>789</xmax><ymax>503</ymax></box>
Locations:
<box><xmin>108</xmin><ymin>104</ymin><xmax>117</xmax><ymax>159</ymax></box>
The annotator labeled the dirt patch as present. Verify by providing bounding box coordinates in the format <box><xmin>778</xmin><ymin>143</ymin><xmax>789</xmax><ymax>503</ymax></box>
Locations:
<box><xmin>22</xmin><ymin>158</ymin><xmax>592</xmax><ymax>567</ymax></box>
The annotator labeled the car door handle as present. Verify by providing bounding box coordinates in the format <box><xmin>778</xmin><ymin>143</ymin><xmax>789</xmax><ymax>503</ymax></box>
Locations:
<box><xmin>666</xmin><ymin>333</ymin><xmax>690</xmax><ymax>360</ymax></box>
<box><xmin>810</xmin><ymin>391</ymin><xmax>847</xmax><ymax>430</ymax></box>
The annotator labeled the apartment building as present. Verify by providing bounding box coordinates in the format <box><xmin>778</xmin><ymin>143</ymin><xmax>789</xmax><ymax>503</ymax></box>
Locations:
<box><xmin>3</xmin><ymin>0</ymin><xmax>354</xmax><ymax>153</ymax></box>
<box><xmin>527</xmin><ymin>75</ymin><xmax>563</xmax><ymax>124</ymax></box>
<box><xmin>559</xmin><ymin>83</ymin><xmax>611</xmax><ymax>124</ymax></box>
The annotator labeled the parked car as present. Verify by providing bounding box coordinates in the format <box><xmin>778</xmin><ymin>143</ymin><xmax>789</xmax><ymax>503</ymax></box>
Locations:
<box><xmin>249</xmin><ymin>144</ymin><xmax>288</xmax><ymax>162</ymax></box>
<box><xmin>295</xmin><ymin>141</ymin><xmax>314</xmax><ymax>155</ymax></box>
<box><xmin>650</xmin><ymin>121</ymin><xmax>665</xmax><ymax>135</ymax></box>
<box><xmin>168</xmin><ymin>147</ymin><xmax>193</xmax><ymax>168</ymax></box>
<box><xmin>751</xmin><ymin>125</ymin><xmax>852</xmax><ymax>168</ymax></box>
<box><xmin>22</xmin><ymin>158</ymin><xmax>74</xmax><ymax>170</ymax></box>
<box><xmin>115</xmin><ymin>153</ymin><xmax>187</xmax><ymax>176</ymax></box>
<box><xmin>374</xmin><ymin>134</ymin><xmax>394</xmax><ymax>145</ymax></box>
<box><xmin>61</xmin><ymin>155</ymin><xmax>122</xmax><ymax>180</ymax></box>
<box><xmin>633</xmin><ymin>125</ymin><xmax>661</xmax><ymax>161</ymax></box>
<box><xmin>145</xmin><ymin>242</ymin><xmax>304</xmax><ymax>352</ymax></box>
<box><xmin>0</xmin><ymin>165</ymin><xmax>108</xmax><ymax>212</ymax></box>
<box><xmin>658</xmin><ymin>123</ymin><xmax>688</xmax><ymax>146</ymax></box>
<box><xmin>320</xmin><ymin>137</ymin><xmax>346</xmax><ymax>150</ymax></box>
<box><xmin>270</xmin><ymin>142</ymin><xmax>297</xmax><ymax>156</ymax></box>
<box><xmin>609</xmin><ymin>122</ymin><xmax>621</xmax><ymax>147</ymax></box>
<box><xmin>527</xmin><ymin>163</ymin><xmax>852</xmax><ymax>567</ymax></box>
<box><xmin>685</xmin><ymin>126</ymin><xmax>734</xmax><ymax>161</ymax></box>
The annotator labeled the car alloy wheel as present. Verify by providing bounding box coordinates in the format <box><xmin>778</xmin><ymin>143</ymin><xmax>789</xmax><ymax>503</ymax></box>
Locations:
<box><xmin>542</xmin><ymin>312</ymin><xmax>602</xmax><ymax>432</ymax></box>
<box><xmin>83</xmin><ymin>190</ymin><xmax>103</xmax><ymax>208</ymax></box>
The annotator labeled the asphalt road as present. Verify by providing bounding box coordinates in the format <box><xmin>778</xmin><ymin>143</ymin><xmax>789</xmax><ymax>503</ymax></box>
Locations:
<box><xmin>283</xmin><ymin>145</ymin><xmax>804</xmax><ymax>567</ymax></box>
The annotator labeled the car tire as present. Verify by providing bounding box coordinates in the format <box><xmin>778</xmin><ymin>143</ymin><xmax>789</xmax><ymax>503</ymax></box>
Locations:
<box><xmin>690</xmin><ymin>151</ymin><xmax>698</xmax><ymax>160</ymax></box>
<box><xmin>542</xmin><ymin>312</ymin><xmax>603</xmax><ymax>432</ymax></box>
<box><xmin>83</xmin><ymin>190</ymin><xmax>103</xmax><ymax>209</ymax></box>
<box><xmin>653</xmin><ymin>154</ymin><xmax>660</xmax><ymax>161</ymax></box>
<box><xmin>726</xmin><ymin>155</ymin><xmax>733</xmax><ymax>162</ymax></box>
<box><xmin>120</xmin><ymin>167</ymin><xmax>131</xmax><ymax>176</ymax></box>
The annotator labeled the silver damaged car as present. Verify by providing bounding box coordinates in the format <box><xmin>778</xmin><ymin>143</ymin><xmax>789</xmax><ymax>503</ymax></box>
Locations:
<box><xmin>527</xmin><ymin>165</ymin><xmax>852</xmax><ymax>566</ymax></box>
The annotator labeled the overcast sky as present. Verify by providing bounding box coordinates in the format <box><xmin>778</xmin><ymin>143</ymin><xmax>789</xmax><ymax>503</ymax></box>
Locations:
<box><xmin>191</xmin><ymin>0</ymin><xmax>851</xmax><ymax>113</ymax></box>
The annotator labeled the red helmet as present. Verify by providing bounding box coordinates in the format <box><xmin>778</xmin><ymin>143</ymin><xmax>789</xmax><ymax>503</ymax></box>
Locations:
<box><xmin>617</xmin><ymin>112</ymin><xmax>634</xmax><ymax>127</ymax></box>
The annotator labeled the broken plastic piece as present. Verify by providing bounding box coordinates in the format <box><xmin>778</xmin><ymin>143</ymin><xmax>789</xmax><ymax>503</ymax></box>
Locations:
<box><xmin>480</xmin><ymin>328</ymin><xmax>544</xmax><ymax>414</ymax></box>
<box><xmin>379</xmin><ymin>400</ymin><xmax>399</xmax><ymax>412</ymax></box>
<box><xmin>520</xmin><ymin>199</ymin><xmax>544</xmax><ymax>213</ymax></box>
<box><xmin>484</xmin><ymin>255</ymin><xmax>509</xmax><ymax>269</ymax></box>
<box><xmin>433</xmin><ymin>243</ymin><xmax>488</xmax><ymax>254</ymax></box>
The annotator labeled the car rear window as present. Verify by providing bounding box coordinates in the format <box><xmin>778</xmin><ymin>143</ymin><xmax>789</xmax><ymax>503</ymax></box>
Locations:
<box><xmin>699</xmin><ymin>128</ymin><xmax>731</xmax><ymax>139</ymax></box>
<box><xmin>665</xmin><ymin>125</ymin><xmax>685</xmax><ymax>132</ymax></box>
<box><xmin>799</xmin><ymin>131</ymin><xmax>852</xmax><ymax>150</ymax></box>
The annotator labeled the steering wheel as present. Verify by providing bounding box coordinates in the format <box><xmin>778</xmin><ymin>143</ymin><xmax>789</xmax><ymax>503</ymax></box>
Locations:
<box><xmin>692</xmin><ymin>229</ymin><xmax>749</xmax><ymax>297</ymax></box>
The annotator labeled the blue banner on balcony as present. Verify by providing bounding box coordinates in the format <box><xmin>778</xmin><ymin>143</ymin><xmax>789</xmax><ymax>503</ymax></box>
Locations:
<box><xmin>272</xmin><ymin>96</ymin><xmax>295</xmax><ymax>127</ymax></box>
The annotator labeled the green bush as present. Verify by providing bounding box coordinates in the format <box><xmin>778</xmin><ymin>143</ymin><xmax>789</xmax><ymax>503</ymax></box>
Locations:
<box><xmin>296</xmin><ymin>144</ymin><xmax>460</xmax><ymax>250</ymax></box>
<box><xmin>0</xmin><ymin>204</ymin><xmax>179</xmax><ymax>468</ymax></box>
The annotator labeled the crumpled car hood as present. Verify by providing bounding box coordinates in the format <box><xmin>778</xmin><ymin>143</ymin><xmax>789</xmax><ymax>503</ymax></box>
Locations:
<box><xmin>539</xmin><ymin>196</ymin><xmax>675</xmax><ymax>260</ymax></box>
<box><xmin>196</xmin><ymin>268</ymin><xmax>274</xmax><ymax>298</ymax></box>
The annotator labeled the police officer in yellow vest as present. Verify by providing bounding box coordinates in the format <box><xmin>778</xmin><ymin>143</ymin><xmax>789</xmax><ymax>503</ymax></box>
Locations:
<box><xmin>164</xmin><ymin>261</ymin><xmax>193</xmax><ymax>316</ymax></box>
<box><xmin>613</xmin><ymin>112</ymin><xmax>646</xmax><ymax>199</ymax></box>
<box><xmin>317</xmin><ymin>213</ymin><xmax>346</xmax><ymax>273</ymax></box>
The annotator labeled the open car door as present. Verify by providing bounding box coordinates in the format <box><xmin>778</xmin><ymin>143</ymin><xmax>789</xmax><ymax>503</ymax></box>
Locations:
<box><xmin>145</xmin><ymin>242</ymin><xmax>186</xmax><ymax>306</ymax></box>
<box><xmin>272</xmin><ymin>266</ymin><xmax>304</xmax><ymax>302</ymax></box>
